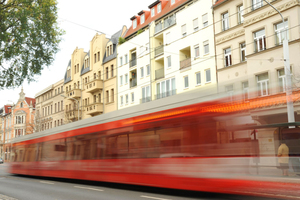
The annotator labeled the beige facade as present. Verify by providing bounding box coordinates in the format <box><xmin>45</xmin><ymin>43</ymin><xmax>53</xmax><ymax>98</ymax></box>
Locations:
<box><xmin>35</xmin><ymin>79</ymin><xmax>65</xmax><ymax>131</ymax></box>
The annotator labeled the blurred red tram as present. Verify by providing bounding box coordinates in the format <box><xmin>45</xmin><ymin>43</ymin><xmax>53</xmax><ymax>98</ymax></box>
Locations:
<box><xmin>9</xmin><ymin>91</ymin><xmax>300</xmax><ymax>198</ymax></box>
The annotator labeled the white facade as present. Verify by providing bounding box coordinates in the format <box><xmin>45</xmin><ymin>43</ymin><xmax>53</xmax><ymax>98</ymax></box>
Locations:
<box><xmin>117</xmin><ymin>29</ymin><xmax>150</xmax><ymax>110</ymax></box>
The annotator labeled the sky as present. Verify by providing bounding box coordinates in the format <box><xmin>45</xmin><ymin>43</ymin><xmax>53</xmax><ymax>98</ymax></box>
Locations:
<box><xmin>0</xmin><ymin>0</ymin><xmax>155</xmax><ymax>107</ymax></box>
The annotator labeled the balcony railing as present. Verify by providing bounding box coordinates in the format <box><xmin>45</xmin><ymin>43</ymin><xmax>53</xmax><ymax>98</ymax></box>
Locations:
<box><xmin>85</xmin><ymin>78</ymin><xmax>103</xmax><ymax>93</ymax></box>
<box><xmin>155</xmin><ymin>68</ymin><xmax>164</xmax><ymax>80</ymax></box>
<box><xmin>86</xmin><ymin>102</ymin><xmax>103</xmax><ymax>115</ymax></box>
<box><xmin>155</xmin><ymin>90</ymin><xmax>177</xmax><ymax>100</ymax></box>
<box><xmin>140</xmin><ymin>97</ymin><xmax>151</xmax><ymax>104</ymax></box>
<box><xmin>180</xmin><ymin>58</ymin><xmax>191</xmax><ymax>70</ymax></box>
<box><xmin>155</xmin><ymin>16</ymin><xmax>176</xmax><ymax>33</ymax></box>
<box><xmin>155</xmin><ymin>45</ymin><xmax>164</xmax><ymax>57</ymax></box>
<box><xmin>130</xmin><ymin>78</ymin><xmax>137</xmax><ymax>88</ymax></box>
<box><xmin>129</xmin><ymin>59</ymin><xmax>136</xmax><ymax>68</ymax></box>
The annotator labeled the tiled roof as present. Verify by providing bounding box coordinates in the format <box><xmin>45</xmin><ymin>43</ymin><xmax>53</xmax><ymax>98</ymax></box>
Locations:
<box><xmin>4</xmin><ymin>105</ymin><xmax>12</xmax><ymax>114</ymax></box>
<box><xmin>213</xmin><ymin>0</ymin><xmax>228</xmax><ymax>8</ymax></box>
<box><xmin>25</xmin><ymin>97</ymin><xmax>36</xmax><ymax>108</ymax></box>
<box><xmin>124</xmin><ymin>0</ymin><xmax>190</xmax><ymax>39</ymax></box>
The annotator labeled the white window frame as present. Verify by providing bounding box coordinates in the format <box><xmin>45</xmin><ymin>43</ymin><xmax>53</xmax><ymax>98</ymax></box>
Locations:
<box><xmin>193</xmin><ymin>18</ymin><xmax>199</xmax><ymax>31</ymax></box>
<box><xmin>120</xmin><ymin>57</ymin><xmax>123</xmax><ymax>66</ymax></box>
<box><xmin>194</xmin><ymin>45</ymin><xmax>199</xmax><ymax>58</ymax></box>
<box><xmin>202</xmin><ymin>13</ymin><xmax>208</xmax><ymax>28</ymax></box>
<box><xmin>275</xmin><ymin>20</ymin><xmax>288</xmax><ymax>45</ymax></box>
<box><xmin>157</xmin><ymin>3</ymin><xmax>161</xmax><ymax>13</ymax></box>
<box><xmin>222</xmin><ymin>12</ymin><xmax>229</xmax><ymax>31</ymax></box>
<box><xmin>252</xmin><ymin>0</ymin><xmax>263</xmax><ymax>10</ymax></box>
<box><xmin>142</xmin><ymin>85</ymin><xmax>151</xmax><ymax>103</ymax></box>
<box><xmin>254</xmin><ymin>29</ymin><xmax>266</xmax><ymax>52</ymax></box>
<box><xmin>133</xmin><ymin>19</ymin><xmax>137</xmax><ymax>29</ymax></box>
<box><xmin>140</xmin><ymin>67</ymin><xmax>144</xmax><ymax>78</ymax></box>
<box><xmin>131</xmin><ymin>92</ymin><xmax>134</xmax><ymax>103</ymax></box>
<box><xmin>181</xmin><ymin>24</ymin><xmax>186</xmax><ymax>36</ymax></box>
<box><xmin>167</xmin><ymin>56</ymin><xmax>171</xmax><ymax>68</ymax></box>
<box><xmin>203</xmin><ymin>41</ymin><xmax>209</xmax><ymax>55</ymax></box>
<box><xmin>146</xmin><ymin>65</ymin><xmax>150</xmax><ymax>76</ymax></box>
<box><xmin>156</xmin><ymin>78</ymin><xmax>176</xmax><ymax>99</ymax></box>
<box><xmin>257</xmin><ymin>73</ymin><xmax>269</xmax><ymax>96</ymax></box>
<box><xmin>242</xmin><ymin>81</ymin><xmax>249</xmax><ymax>100</ymax></box>
<box><xmin>125</xmin><ymin>94</ymin><xmax>129</xmax><ymax>104</ymax></box>
<box><xmin>225</xmin><ymin>85</ymin><xmax>234</xmax><ymax>101</ymax></box>
<box><xmin>151</xmin><ymin>7</ymin><xmax>155</xmax><ymax>17</ymax></box>
<box><xmin>141</xmin><ymin>14</ymin><xmax>145</xmax><ymax>24</ymax></box>
<box><xmin>121</xmin><ymin>96</ymin><xmax>124</xmax><ymax>106</ymax></box>
<box><xmin>125</xmin><ymin>74</ymin><xmax>128</xmax><ymax>84</ymax></box>
<box><xmin>184</xmin><ymin>76</ymin><xmax>189</xmax><ymax>89</ymax></box>
<box><xmin>238</xmin><ymin>5</ymin><xmax>244</xmax><ymax>24</ymax></box>
<box><xmin>240</xmin><ymin>43</ymin><xmax>246</xmax><ymax>62</ymax></box>
<box><xmin>205</xmin><ymin>69</ymin><xmax>211</xmax><ymax>83</ymax></box>
<box><xmin>224</xmin><ymin>48</ymin><xmax>232</xmax><ymax>67</ymax></box>
<box><xmin>196</xmin><ymin>72</ymin><xmax>201</xmax><ymax>86</ymax></box>
<box><xmin>120</xmin><ymin>75</ymin><xmax>123</xmax><ymax>86</ymax></box>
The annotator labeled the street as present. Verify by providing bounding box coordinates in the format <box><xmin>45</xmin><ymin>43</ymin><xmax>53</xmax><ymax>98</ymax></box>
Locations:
<box><xmin>0</xmin><ymin>163</ymin><xmax>276</xmax><ymax>200</ymax></box>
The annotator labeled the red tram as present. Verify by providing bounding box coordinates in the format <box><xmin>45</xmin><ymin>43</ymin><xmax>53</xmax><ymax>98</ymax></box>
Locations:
<box><xmin>9</xmin><ymin>91</ymin><xmax>300</xmax><ymax>198</ymax></box>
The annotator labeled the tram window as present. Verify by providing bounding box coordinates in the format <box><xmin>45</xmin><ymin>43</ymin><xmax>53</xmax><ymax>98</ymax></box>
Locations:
<box><xmin>41</xmin><ymin>139</ymin><xmax>66</xmax><ymax>161</ymax></box>
<box><xmin>24</xmin><ymin>144</ymin><xmax>36</xmax><ymax>162</ymax></box>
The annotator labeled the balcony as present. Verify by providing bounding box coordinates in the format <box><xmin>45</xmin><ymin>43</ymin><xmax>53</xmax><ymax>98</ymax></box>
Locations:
<box><xmin>65</xmin><ymin>109</ymin><xmax>78</xmax><ymax>120</ymax></box>
<box><xmin>86</xmin><ymin>103</ymin><xmax>103</xmax><ymax>115</ymax></box>
<box><xmin>155</xmin><ymin>68</ymin><xmax>164</xmax><ymax>80</ymax></box>
<box><xmin>155</xmin><ymin>16</ymin><xmax>176</xmax><ymax>34</ymax></box>
<box><xmin>130</xmin><ymin>78</ymin><xmax>137</xmax><ymax>88</ymax></box>
<box><xmin>86</xmin><ymin>79</ymin><xmax>103</xmax><ymax>93</ymax></box>
<box><xmin>140</xmin><ymin>97</ymin><xmax>151</xmax><ymax>104</ymax></box>
<box><xmin>129</xmin><ymin>59</ymin><xmax>136</xmax><ymax>68</ymax></box>
<box><xmin>155</xmin><ymin>45</ymin><xmax>164</xmax><ymax>57</ymax></box>
<box><xmin>180</xmin><ymin>58</ymin><xmax>191</xmax><ymax>70</ymax></box>
<box><xmin>155</xmin><ymin>90</ymin><xmax>177</xmax><ymax>100</ymax></box>
<box><xmin>66</xmin><ymin>89</ymin><xmax>81</xmax><ymax>98</ymax></box>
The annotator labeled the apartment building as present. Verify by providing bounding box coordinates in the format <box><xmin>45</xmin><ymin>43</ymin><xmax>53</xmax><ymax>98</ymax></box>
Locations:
<box><xmin>118</xmin><ymin>0</ymin><xmax>217</xmax><ymax>109</ymax></box>
<box><xmin>35</xmin><ymin>79</ymin><xmax>65</xmax><ymax>131</ymax></box>
<box><xmin>213</xmin><ymin>0</ymin><xmax>300</xmax><ymax>165</ymax></box>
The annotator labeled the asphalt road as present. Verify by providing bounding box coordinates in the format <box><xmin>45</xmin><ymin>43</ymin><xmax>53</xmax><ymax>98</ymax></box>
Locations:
<box><xmin>0</xmin><ymin>163</ymin><xmax>275</xmax><ymax>200</ymax></box>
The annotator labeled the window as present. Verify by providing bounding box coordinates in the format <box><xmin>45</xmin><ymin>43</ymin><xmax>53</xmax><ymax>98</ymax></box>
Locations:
<box><xmin>203</xmin><ymin>41</ymin><xmax>209</xmax><ymax>55</ymax></box>
<box><xmin>151</xmin><ymin>7</ymin><xmax>155</xmax><ymax>17</ymax></box>
<box><xmin>184</xmin><ymin>76</ymin><xmax>189</xmax><ymax>89</ymax></box>
<box><xmin>202</xmin><ymin>13</ymin><xmax>208</xmax><ymax>28</ymax></box>
<box><xmin>167</xmin><ymin>56</ymin><xmax>171</xmax><ymax>68</ymax></box>
<box><xmin>111</xmin><ymin>65</ymin><xmax>114</xmax><ymax>77</ymax></box>
<box><xmin>133</xmin><ymin>19</ymin><xmax>137</xmax><ymax>29</ymax></box>
<box><xmin>257</xmin><ymin>73</ymin><xmax>269</xmax><ymax>96</ymax></box>
<box><xmin>121</xmin><ymin>96</ymin><xmax>124</xmax><ymax>106</ymax></box>
<box><xmin>106</xmin><ymin>67</ymin><xmax>109</xmax><ymax>79</ymax></box>
<box><xmin>238</xmin><ymin>5</ymin><xmax>244</xmax><ymax>24</ymax></box>
<box><xmin>111</xmin><ymin>89</ymin><xmax>114</xmax><ymax>102</ymax></box>
<box><xmin>131</xmin><ymin>93</ymin><xmax>134</xmax><ymax>103</ymax></box>
<box><xmin>20</xmin><ymin>103</ymin><xmax>23</xmax><ymax>108</ymax></box>
<box><xmin>222</xmin><ymin>12</ymin><xmax>229</xmax><ymax>31</ymax></box>
<box><xmin>171</xmin><ymin>0</ymin><xmax>175</xmax><ymax>5</ymax></box>
<box><xmin>275</xmin><ymin>20</ymin><xmax>288</xmax><ymax>45</ymax></box>
<box><xmin>242</xmin><ymin>81</ymin><xmax>249</xmax><ymax>100</ymax></box>
<box><xmin>141</xmin><ymin>14</ymin><xmax>145</xmax><ymax>24</ymax></box>
<box><xmin>106</xmin><ymin>90</ymin><xmax>109</xmax><ymax>103</ymax></box>
<box><xmin>225</xmin><ymin>85</ymin><xmax>234</xmax><ymax>101</ymax></box>
<box><xmin>141</xmin><ymin>67</ymin><xmax>144</xmax><ymax>78</ymax></box>
<box><xmin>194</xmin><ymin>45</ymin><xmax>199</xmax><ymax>58</ymax></box>
<box><xmin>181</xmin><ymin>24</ymin><xmax>186</xmax><ymax>36</ymax></box>
<box><xmin>224</xmin><ymin>48</ymin><xmax>232</xmax><ymax>67</ymax></box>
<box><xmin>193</xmin><ymin>18</ymin><xmax>198</xmax><ymax>31</ymax></box>
<box><xmin>120</xmin><ymin>57</ymin><xmax>123</xmax><ymax>66</ymax></box>
<box><xmin>98</xmin><ymin>52</ymin><xmax>100</xmax><ymax>61</ymax></box>
<box><xmin>125</xmin><ymin>74</ymin><xmax>128</xmax><ymax>84</ymax></box>
<box><xmin>254</xmin><ymin>29</ymin><xmax>266</xmax><ymax>52</ymax></box>
<box><xmin>205</xmin><ymin>69</ymin><xmax>211</xmax><ymax>83</ymax></box>
<box><xmin>110</xmin><ymin>45</ymin><xmax>112</xmax><ymax>55</ymax></box>
<box><xmin>252</xmin><ymin>0</ymin><xmax>263</xmax><ymax>10</ymax></box>
<box><xmin>94</xmin><ymin>54</ymin><xmax>96</xmax><ymax>63</ymax></box>
<box><xmin>196</xmin><ymin>72</ymin><xmax>201</xmax><ymax>85</ymax></box>
<box><xmin>156</xmin><ymin>78</ymin><xmax>176</xmax><ymax>99</ymax></box>
<box><xmin>146</xmin><ymin>65</ymin><xmax>150</xmax><ymax>76</ymax></box>
<box><xmin>145</xmin><ymin>43</ymin><xmax>149</xmax><ymax>53</ymax></box>
<box><xmin>141</xmin><ymin>86</ymin><xmax>151</xmax><ymax>103</ymax></box>
<box><xmin>120</xmin><ymin>75</ymin><xmax>123</xmax><ymax>86</ymax></box>
<box><xmin>157</xmin><ymin>3</ymin><xmax>161</xmax><ymax>13</ymax></box>
<box><xmin>125</xmin><ymin>94</ymin><xmax>129</xmax><ymax>104</ymax></box>
<box><xmin>125</xmin><ymin>54</ymin><xmax>128</xmax><ymax>63</ymax></box>
<box><xmin>240</xmin><ymin>43</ymin><xmax>246</xmax><ymax>62</ymax></box>
<box><xmin>278</xmin><ymin>67</ymin><xmax>292</xmax><ymax>92</ymax></box>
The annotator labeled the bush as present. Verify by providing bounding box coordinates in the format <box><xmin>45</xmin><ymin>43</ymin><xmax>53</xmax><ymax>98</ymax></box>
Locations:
<box><xmin>119</xmin><ymin>37</ymin><xmax>126</xmax><ymax>45</ymax></box>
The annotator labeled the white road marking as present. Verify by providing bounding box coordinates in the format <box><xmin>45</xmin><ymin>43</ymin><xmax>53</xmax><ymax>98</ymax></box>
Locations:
<box><xmin>40</xmin><ymin>181</ymin><xmax>54</xmax><ymax>185</ymax></box>
<box><xmin>74</xmin><ymin>186</ymin><xmax>104</xmax><ymax>192</ymax></box>
<box><xmin>140</xmin><ymin>195</ymin><xmax>172</xmax><ymax>200</ymax></box>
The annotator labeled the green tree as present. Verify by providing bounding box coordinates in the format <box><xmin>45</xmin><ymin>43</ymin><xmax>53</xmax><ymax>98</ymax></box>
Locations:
<box><xmin>0</xmin><ymin>0</ymin><xmax>63</xmax><ymax>88</ymax></box>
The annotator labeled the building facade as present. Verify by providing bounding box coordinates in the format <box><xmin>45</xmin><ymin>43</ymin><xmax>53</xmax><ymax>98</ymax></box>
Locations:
<box><xmin>35</xmin><ymin>79</ymin><xmax>65</xmax><ymax>131</ymax></box>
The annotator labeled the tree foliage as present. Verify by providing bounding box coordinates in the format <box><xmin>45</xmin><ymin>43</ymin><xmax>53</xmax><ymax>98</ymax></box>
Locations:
<box><xmin>0</xmin><ymin>0</ymin><xmax>63</xmax><ymax>89</ymax></box>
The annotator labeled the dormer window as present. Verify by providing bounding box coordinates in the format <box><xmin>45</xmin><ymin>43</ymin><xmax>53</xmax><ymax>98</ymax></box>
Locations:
<box><xmin>171</xmin><ymin>0</ymin><xmax>175</xmax><ymax>5</ymax></box>
<box><xmin>157</xmin><ymin>3</ymin><xmax>161</xmax><ymax>13</ymax></box>
<box><xmin>141</xmin><ymin>14</ymin><xmax>145</xmax><ymax>24</ymax></box>
<box><xmin>151</xmin><ymin>7</ymin><xmax>155</xmax><ymax>17</ymax></box>
<box><xmin>133</xmin><ymin>19</ymin><xmax>137</xmax><ymax>29</ymax></box>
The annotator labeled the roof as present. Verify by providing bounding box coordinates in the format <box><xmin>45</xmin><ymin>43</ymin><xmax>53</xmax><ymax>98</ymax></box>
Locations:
<box><xmin>25</xmin><ymin>97</ymin><xmax>36</xmax><ymax>108</ymax></box>
<box><xmin>103</xmin><ymin>28</ymin><xmax>126</xmax><ymax>64</ymax></box>
<box><xmin>213</xmin><ymin>0</ymin><xmax>228</xmax><ymax>8</ymax></box>
<box><xmin>4</xmin><ymin>105</ymin><xmax>12</xmax><ymax>114</ymax></box>
<box><xmin>64</xmin><ymin>60</ymin><xmax>72</xmax><ymax>84</ymax></box>
<box><xmin>124</xmin><ymin>0</ymin><xmax>190</xmax><ymax>39</ymax></box>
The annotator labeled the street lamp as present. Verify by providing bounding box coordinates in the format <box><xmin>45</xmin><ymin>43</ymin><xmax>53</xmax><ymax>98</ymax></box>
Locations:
<box><xmin>263</xmin><ymin>0</ymin><xmax>295</xmax><ymax>125</ymax></box>
<box><xmin>61</xmin><ymin>95</ymin><xmax>80</xmax><ymax>121</ymax></box>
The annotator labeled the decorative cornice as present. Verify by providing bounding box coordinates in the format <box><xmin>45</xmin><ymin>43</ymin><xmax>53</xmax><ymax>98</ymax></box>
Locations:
<box><xmin>244</xmin><ymin>0</ymin><xmax>299</xmax><ymax>27</ymax></box>
<box><xmin>216</xmin><ymin>29</ymin><xmax>245</xmax><ymax>45</ymax></box>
